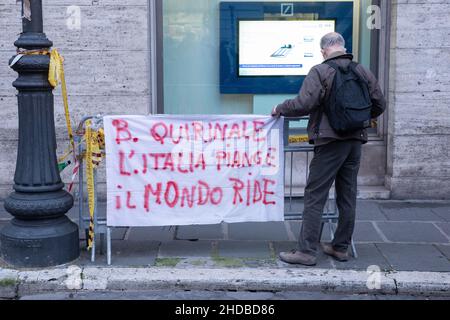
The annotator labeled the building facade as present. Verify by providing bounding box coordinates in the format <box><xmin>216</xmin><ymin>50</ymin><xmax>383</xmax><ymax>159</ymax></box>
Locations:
<box><xmin>0</xmin><ymin>0</ymin><xmax>449</xmax><ymax>200</ymax></box>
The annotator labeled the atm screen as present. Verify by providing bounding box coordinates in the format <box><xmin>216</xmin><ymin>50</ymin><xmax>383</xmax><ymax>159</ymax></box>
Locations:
<box><xmin>239</xmin><ymin>20</ymin><xmax>336</xmax><ymax>77</ymax></box>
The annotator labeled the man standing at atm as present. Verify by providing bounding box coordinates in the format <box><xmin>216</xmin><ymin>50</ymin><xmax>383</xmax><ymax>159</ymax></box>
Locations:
<box><xmin>272</xmin><ymin>32</ymin><xmax>386</xmax><ymax>266</ymax></box>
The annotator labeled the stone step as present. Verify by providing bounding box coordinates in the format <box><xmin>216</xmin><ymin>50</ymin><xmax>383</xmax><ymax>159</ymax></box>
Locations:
<box><xmin>285</xmin><ymin>186</ymin><xmax>391</xmax><ymax>200</ymax></box>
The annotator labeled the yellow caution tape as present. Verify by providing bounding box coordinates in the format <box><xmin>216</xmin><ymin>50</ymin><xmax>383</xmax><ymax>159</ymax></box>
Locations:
<box><xmin>57</xmin><ymin>139</ymin><xmax>84</xmax><ymax>163</ymax></box>
<box><xmin>57</xmin><ymin>147</ymin><xmax>73</xmax><ymax>163</ymax></box>
<box><xmin>85</xmin><ymin>120</ymin><xmax>95</xmax><ymax>250</ymax></box>
<box><xmin>90</xmin><ymin>130</ymin><xmax>104</xmax><ymax>169</ymax></box>
<box><xmin>9</xmin><ymin>50</ymin><xmax>50</xmax><ymax>68</ymax></box>
<box><xmin>12</xmin><ymin>49</ymin><xmax>75</xmax><ymax>155</ymax></box>
<box><xmin>97</xmin><ymin>128</ymin><xmax>106</xmax><ymax>150</ymax></box>
<box><xmin>289</xmin><ymin>135</ymin><xmax>309</xmax><ymax>144</ymax></box>
<box><xmin>12</xmin><ymin>49</ymin><xmax>79</xmax><ymax>178</ymax></box>
<box><xmin>48</xmin><ymin>49</ymin><xmax>76</xmax><ymax>155</ymax></box>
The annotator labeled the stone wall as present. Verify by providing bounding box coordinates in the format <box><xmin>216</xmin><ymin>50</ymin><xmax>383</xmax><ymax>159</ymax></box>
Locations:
<box><xmin>0</xmin><ymin>0</ymin><xmax>151</xmax><ymax>199</ymax></box>
<box><xmin>387</xmin><ymin>0</ymin><xmax>450</xmax><ymax>199</ymax></box>
<box><xmin>1</xmin><ymin>0</ymin><xmax>449</xmax><ymax>201</ymax></box>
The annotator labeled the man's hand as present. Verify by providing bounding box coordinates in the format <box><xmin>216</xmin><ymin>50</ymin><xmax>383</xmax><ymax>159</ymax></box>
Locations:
<box><xmin>271</xmin><ymin>105</ymin><xmax>281</xmax><ymax>118</ymax></box>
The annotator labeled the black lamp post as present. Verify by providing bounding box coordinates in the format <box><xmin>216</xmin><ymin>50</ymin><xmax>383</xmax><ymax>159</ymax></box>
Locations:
<box><xmin>0</xmin><ymin>0</ymin><xmax>79</xmax><ymax>267</ymax></box>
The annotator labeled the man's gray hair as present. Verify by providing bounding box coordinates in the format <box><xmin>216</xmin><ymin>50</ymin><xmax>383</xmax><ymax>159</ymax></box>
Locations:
<box><xmin>320</xmin><ymin>32</ymin><xmax>346</xmax><ymax>50</ymax></box>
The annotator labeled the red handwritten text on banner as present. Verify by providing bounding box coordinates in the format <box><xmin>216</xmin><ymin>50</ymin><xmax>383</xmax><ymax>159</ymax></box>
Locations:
<box><xmin>104</xmin><ymin>115</ymin><xmax>284</xmax><ymax>227</ymax></box>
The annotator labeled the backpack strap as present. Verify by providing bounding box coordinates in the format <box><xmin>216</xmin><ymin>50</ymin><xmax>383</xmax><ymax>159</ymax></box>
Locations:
<box><xmin>324</xmin><ymin>60</ymin><xmax>340</xmax><ymax>71</ymax></box>
<box><xmin>314</xmin><ymin>60</ymin><xmax>341</xmax><ymax>136</ymax></box>
<box><xmin>348</xmin><ymin>61</ymin><xmax>369</xmax><ymax>85</ymax></box>
<box><xmin>327</xmin><ymin>60</ymin><xmax>355</xmax><ymax>74</ymax></box>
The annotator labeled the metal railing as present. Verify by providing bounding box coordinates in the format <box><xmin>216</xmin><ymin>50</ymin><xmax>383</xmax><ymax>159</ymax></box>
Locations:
<box><xmin>75</xmin><ymin>116</ymin><xmax>111</xmax><ymax>265</ymax></box>
<box><xmin>74</xmin><ymin>116</ymin><xmax>357</xmax><ymax>265</ymax></box>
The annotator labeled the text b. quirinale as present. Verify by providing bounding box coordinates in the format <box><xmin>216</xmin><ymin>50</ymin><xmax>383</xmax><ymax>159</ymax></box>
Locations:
<box><xmin>112</xmin><ymin>119</ymin><xmax>271</xmax><ymax>145</ymax></box>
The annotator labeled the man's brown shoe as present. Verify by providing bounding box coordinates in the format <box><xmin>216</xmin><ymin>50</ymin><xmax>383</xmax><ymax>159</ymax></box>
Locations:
<box><xmin>279</xmin><ymin>250</ymin><xmax>317</xmax><ymax>266</ymax></box>
<box><xmin>321</xmin><ymin>243</ymin><xmax>350</xmax><ymax>262</ymax></box>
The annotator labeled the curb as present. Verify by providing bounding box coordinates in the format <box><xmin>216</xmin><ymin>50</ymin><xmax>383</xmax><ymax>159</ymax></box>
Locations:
<box><xmin>1</xmin><ymin>267</ymin><xmax>449</xmax><ymax>299</ymax></box>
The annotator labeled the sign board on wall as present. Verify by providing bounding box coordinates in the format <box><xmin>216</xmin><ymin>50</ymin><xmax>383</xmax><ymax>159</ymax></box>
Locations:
<box><xmin>104</xmin><ymin>115</ymin><xmax>285</xmax><ymax>227</ymax></box>
<box><xmin>220</xmin><ymin>1</ymin><xmax>356</xmax><ymax>94</ymax></box>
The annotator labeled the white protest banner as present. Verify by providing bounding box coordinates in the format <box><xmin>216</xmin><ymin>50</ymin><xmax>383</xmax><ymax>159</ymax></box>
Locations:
<box><xmin>104</xmin><ymin>115</ymin><xmax>284</xmax><ymax>227</ymax></box>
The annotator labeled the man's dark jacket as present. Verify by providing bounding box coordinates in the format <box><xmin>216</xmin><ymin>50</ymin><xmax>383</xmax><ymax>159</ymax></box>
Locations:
<box><xmin>276</xmin><ymin>51</ymin><xmax>387</xmax><ymax>146</ymax></box>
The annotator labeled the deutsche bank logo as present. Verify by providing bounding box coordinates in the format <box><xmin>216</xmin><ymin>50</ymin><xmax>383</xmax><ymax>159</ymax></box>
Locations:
<box><xmin>281</xmin><ymin>3</ymin><xmax>294</xmax><ymax>16</ymax></box>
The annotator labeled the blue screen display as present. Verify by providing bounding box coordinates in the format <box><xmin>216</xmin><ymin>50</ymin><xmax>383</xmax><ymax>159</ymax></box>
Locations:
<box><xmin>220</xmin><ymin>1</ymin><xmax>354</xmax><ymax>94</ymax></box>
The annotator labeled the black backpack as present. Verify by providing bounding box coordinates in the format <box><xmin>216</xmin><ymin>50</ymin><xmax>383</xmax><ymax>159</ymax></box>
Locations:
<box><xmin>319</xmin><ymin>60</ymin><xmax>372</xmax><ymax>135</ymax></box>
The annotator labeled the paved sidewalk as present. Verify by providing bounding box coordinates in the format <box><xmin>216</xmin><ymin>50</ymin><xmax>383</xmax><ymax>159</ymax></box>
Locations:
<box><xmin>0</xmin><ymin>200</ymin><xmax>449</xmax><ymax>298</ymax></box>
